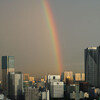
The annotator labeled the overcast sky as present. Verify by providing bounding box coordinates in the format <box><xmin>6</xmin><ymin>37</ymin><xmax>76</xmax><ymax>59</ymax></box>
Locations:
<box><xmin>0</xmin><ymin>0</ymin><xmax>100</xmax><ymax>79</ymax></box>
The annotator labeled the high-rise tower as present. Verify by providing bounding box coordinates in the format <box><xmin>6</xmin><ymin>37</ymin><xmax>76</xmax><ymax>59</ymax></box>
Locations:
<box><xmin>2</xmin><ymin>56</ymin><xmax>15</xmax><ymax>94</ymax></box>
<box><xmin>8</xmin><ymin>72</ymin><xmax>23</xmax><ymax>100</ymax></box>
<box><xmin>85</xmin><ymin>47</ymin><xmax>98</xmax><ymax>87</ymax></box>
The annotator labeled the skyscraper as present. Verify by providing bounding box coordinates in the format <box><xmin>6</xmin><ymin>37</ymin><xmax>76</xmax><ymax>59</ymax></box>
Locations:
<box><xmin>8</xmin><ymin>72</ymin><xmax>23</xmax><ymax>100</ymax></box>
<box><xmin>97</xmin><ymin>46</ymin><xmax>100</xmax><ymax>87</ymax></box>
<box><xmin>85</xmin><ymin>47</ymin><xmax>98</xmax><ymax>87</ymax></box>
<box><xmin>2</xmin><ymin>56</ymin><xmax>15</xmax><ymax>94</ymax></box>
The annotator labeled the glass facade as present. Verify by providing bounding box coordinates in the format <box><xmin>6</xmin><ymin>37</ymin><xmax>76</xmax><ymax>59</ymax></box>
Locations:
<box><xmin>2</xmin><ymin>56</ymin><xmax>7</xmax><ymax>69</ymax></box>
<box><xmin>2</xmin><ymin>56</ymin><xmax>15</xmax><ymax>69</ymax></box>
<box><xmin>85</xmin><ymin>47</ymin><xmax>98</xmax><ymax>87</ymax></box>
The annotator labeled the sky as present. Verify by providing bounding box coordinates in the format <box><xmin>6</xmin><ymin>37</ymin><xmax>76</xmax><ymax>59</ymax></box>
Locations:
<box><xmin>0</xmin><ymin>0</ymin><xmax>100</xmax><ymax>79</ymax></box>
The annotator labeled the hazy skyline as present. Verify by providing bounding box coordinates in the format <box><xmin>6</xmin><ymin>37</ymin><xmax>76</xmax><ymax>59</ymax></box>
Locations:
<box><xmin>0</xmin><ymin>0</ymin><xmax>100</xmax><ymax>79</ymax></box>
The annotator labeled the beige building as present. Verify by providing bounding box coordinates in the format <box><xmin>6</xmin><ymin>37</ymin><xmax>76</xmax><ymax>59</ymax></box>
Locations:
<box><xmin>75</xmin><ymin>73</ymin><xmax>85</xmax><ymax>81</ymax></box>
<box><xmin>61</xmin><ymin>71</ymin><xmax>73</xmax><ymax>83</ymax></box>
<box><xmin>75</xmin><ymin>73</ymin><xmax>81</xmax><ymax>81</ymax></box>
<box><xmin>24</xmin><ymin>74</ymin><xmax>29</xmax><ymax>81</ymax></box>
<box><xmin>82</xmin><ymin>73</ymin><xmax>85</xmax><ymax>81</ymax></box>
<box><xmin>29</xmin><ymin>77</ymin><xmax>34</xmax><ymax>82</ymax></box>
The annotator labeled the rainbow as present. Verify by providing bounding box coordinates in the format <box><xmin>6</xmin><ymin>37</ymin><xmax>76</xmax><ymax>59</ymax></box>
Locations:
<box><xmin>42</xmin><ymin>0</ymin><xmax>63</xmax><ymax>75</ymax></box>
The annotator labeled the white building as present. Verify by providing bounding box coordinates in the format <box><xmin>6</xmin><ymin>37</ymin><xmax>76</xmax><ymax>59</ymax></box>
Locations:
<box><xmin>0</xmin><ymin>94</ymin><xmax>4</xmax><ymax>100</ymax></box>
<box><xmin>47</xmin><ymin>75</ymin><xmax>60</xmax><ymax>83</ymax></box>
<box><xmin>41</xmin><ymin>90</ymin><xmax>49</xmax><ymax>100</ymax></box>
<box><xmin>0</xmin><ymin>94</ymin><xmax>11</xmax><ymax>100</ymax></box>
<box><xmin>50</xmin><ymin>82</ymin><xmax>64</xmax><ymax>98</ymax></box>
<box><xmin>25</xmin><ymin>87</ymin><xmax>40</xmax><ymax>100</ymax></box>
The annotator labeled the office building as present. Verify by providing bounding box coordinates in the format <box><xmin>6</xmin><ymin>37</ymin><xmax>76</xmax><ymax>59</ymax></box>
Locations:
<box><xmin>79</xmin><ymin>82</ymin><xmax>89</xmax><ymax>92</ymax></box>
<box><xmin>82</xmin><ymin>73</ymin><xmax>85</xmax><ymax>81</ymax></box>
<box><xmin>2</xmin><ymin>56</ymin><xmax>15</xmax><ymax>94</ymax></box>
<box><xmin>67</xmin><ymin>84</ymin><xmax>79</xmax><ymax>93</ymax></box>
<box><xmin>70</xmin><ymin>91</ymin><xmax>84</xmax><ymax>100</ymax></box>
<box><xmin>25</xmin><ymin>87</ymin><xmax>40</xmax><ymax>100</ymax></box>
<box><xmin>61</xmin><ymin>71</ymin><xmax>73</xmax><ymax>83</ymax></box>
<box><xmin>97</xmin><ymin>46</ymin><xmax>100</xmax><ymax>87</ymax></box>
<box><xmin>8</xmin><ymin>72</ymin><xmax>23</xmax><ymax>100</ymax></box>
<box><xmin>50</xmin><ymin>82</ymin><xmax>64</xmax><ymax>98</ymax></box>
<box><xmin>47</xmin><ymin>75</ymin><xmax>60</xmax><ymax>83</ymax></box>
<box><xmin>24</xmin><ymin>74</ymin><xmax>29</xmax><ymax>81</ymax></box>
<box><xmin>75</xmin><ymin>73</ymin><xmax>85</xmax><ymax>81</ymax></box>
<box><xmin>41</xmin><ymin>90</ymin><xmax>49</xmax><ymax>100</ymax></box>
<box><xmin>0</xmin><ymin>94</ymin><xmax>4</xmax><ymax>100</ymax></box>
<box><xmin>85</xmin><ymin>47</ymin><xmax>98</xmax><ymax>87</ymax></box>
<box><xmin>75</xmin><ymin>73</ymin><xmax>81</xmax><ymax>81</ymax></box>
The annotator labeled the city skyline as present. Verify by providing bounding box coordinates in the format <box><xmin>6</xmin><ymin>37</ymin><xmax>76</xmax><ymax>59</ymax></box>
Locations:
<box><xmin>0</xmin><ymin>0</ymin><xmax>100</xmax><ymax>79</ymax></box>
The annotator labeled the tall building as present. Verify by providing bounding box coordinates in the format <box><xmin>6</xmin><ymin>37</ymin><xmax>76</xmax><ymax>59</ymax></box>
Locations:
<box><xmin>2</xmin><ymin>56</ymin><xmax>15</xmax><ymax>94</ymax></box>
<box><xmin>61</xmin><ymin>71</ymin><xmax>73</xmax><ymax>83</ymax></box>
<box><xmin>97</xmin><ymin>46</ymin><xmax>100</xmax><ymax>87</ymax></box>
<box><xmin>85</xmin><ymin>47</ymin><xmax>98</xmax><ymax>87</ymax></box>
<box><xmin>8</xmin><ymin>72</ymin><xmax>23</xmax><ymax>100</ymax></box>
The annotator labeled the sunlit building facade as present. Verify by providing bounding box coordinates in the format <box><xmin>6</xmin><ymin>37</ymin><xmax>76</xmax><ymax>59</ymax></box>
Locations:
<box><xmin>75</xmin><ymin>73</ymin><xmax>85</xmax><ymax>81</ymax></box>
<box><xmin>75</xmin><ymin>73</ymin><xmax>81</xmax><ymax>81</ymax></box>
<box><xmin>61</xmin><ymin>71</ymin><xmax>73</xmax><ymax>83</ymax></box>
<box><xmin>29</xmin><ymin>77</ymin><xmax>34</xmax><ymax>82</ymax></box>
<box><xmin>24</xmin><ymin>74</ymin><xmax>29</xmax><ymax>81</ymax></box>
<box><xmin>82</xmin><ymin>73</ymin><xmax>85</xmax><ymax>81</ymax></box>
